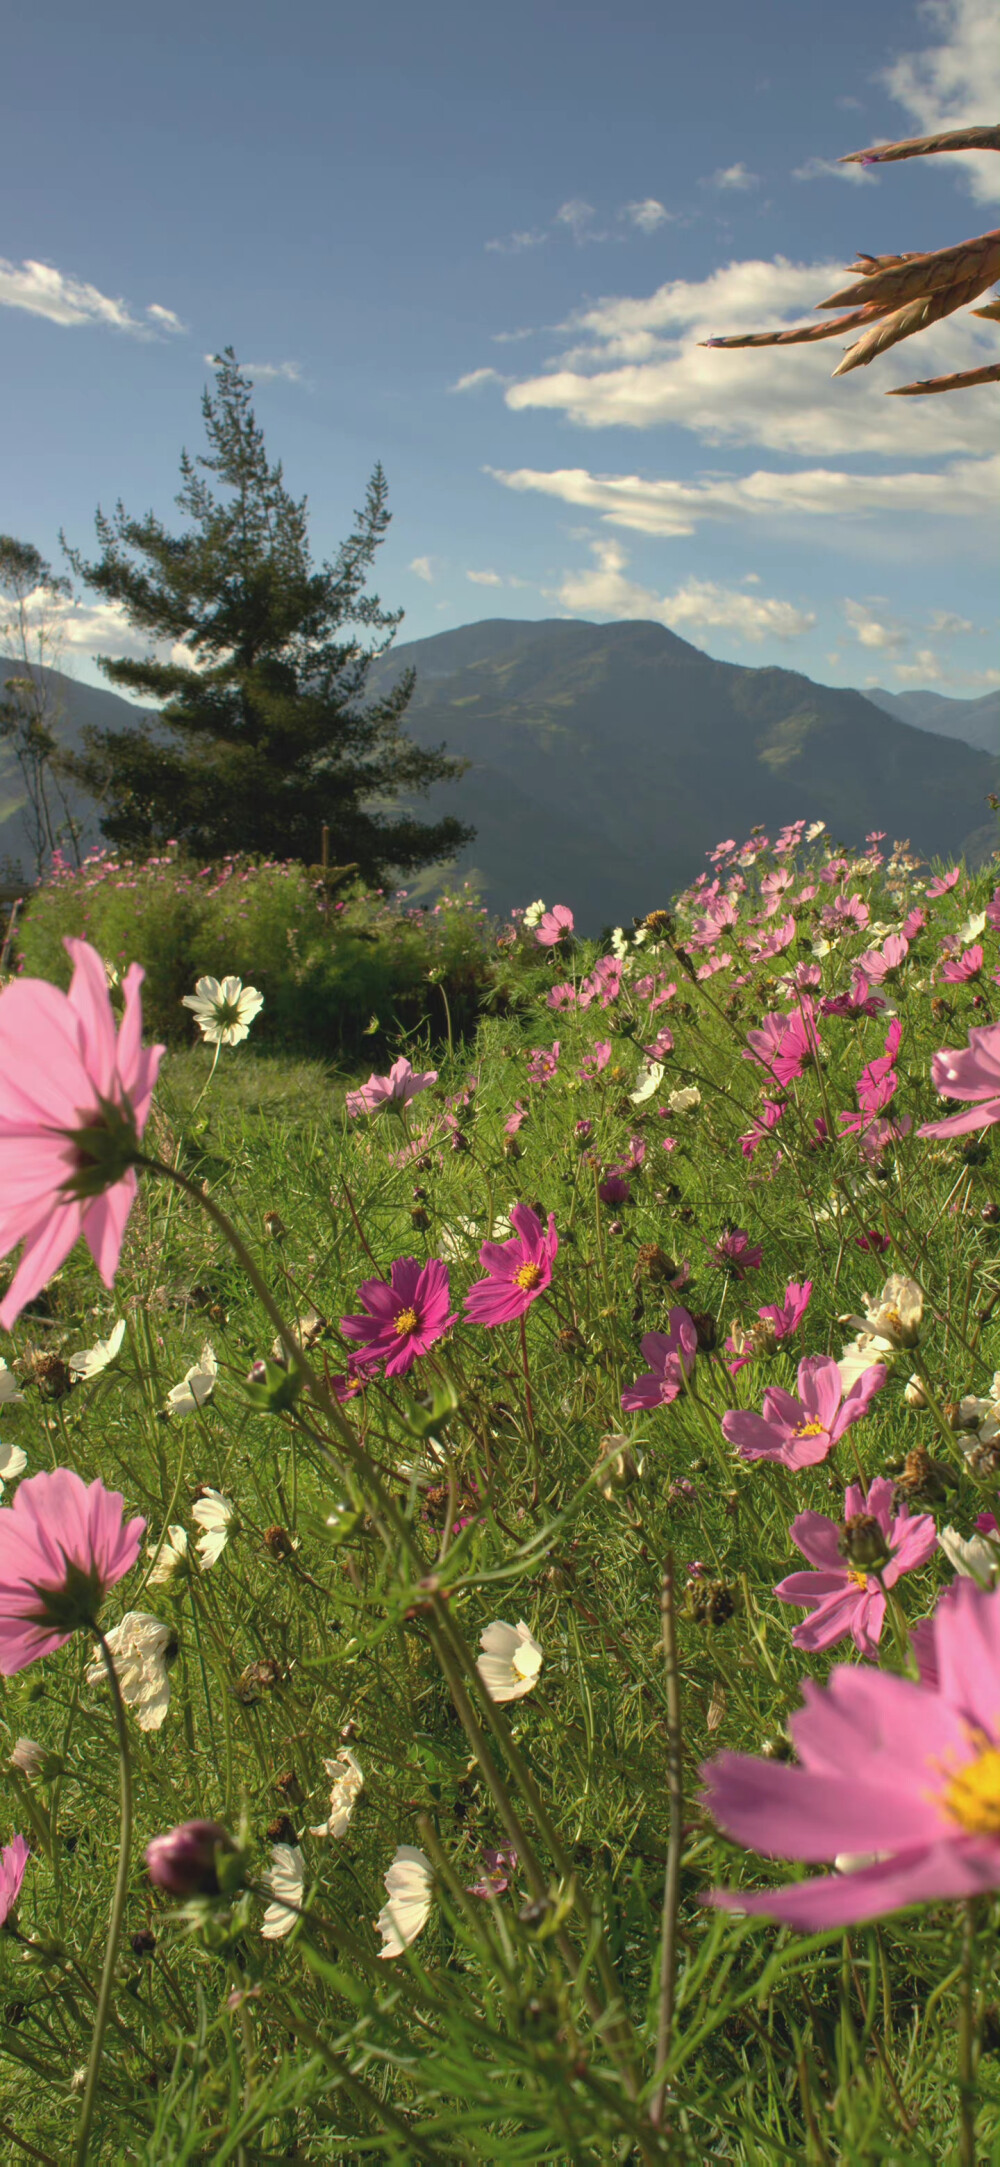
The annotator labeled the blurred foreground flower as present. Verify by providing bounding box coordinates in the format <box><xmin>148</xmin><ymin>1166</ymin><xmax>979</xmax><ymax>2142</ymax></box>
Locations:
<box><xmin>919</xmin><ymin>1019</ymin><xmax>1000</xmax><ymax>1139</ymax></box>
<box><xmin>703</xmin><ymin>1579</ymin><xmax>1000</xmax><ymax>1930</ymax></box>
<box><xmin>182</xmin><ymin>974</ymin><xmax>263</xmax><ymax>1046</ymax></box>
<box><xmin>377</xmin><ymin>1845</ymin><xmax>434</xmax><ymax>1957</ymax></box>
<box><xmin>0</xmin><ymin>1835</ymin><xmax>29</xmax><ymax>1926</ymax></box>
<box><xmin>0</xmin><ymin>1470</ymin><xmax>144</xmax><ymax>1673</ymax></box>
<box><xmin>476</xmin><ymin>1618</ymin><xmax>543</xmax><ymax>1702</ymax></box>
<box><xmin>0</xmin><ymin>938</ymin><xmax>163</xmax><ymax>1329</ymax></box>
<box><xmin>775</xmin><ymin>1477</ymin><xmax>936</xmax><ymax>1656</ymax></box>
<box><xmin>146</xmin><ymin>1819</ymin><xmax>239</xmax><ymax>1899</ymax></box>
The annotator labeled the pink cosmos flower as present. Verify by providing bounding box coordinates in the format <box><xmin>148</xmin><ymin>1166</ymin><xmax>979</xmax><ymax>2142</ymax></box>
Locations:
<box><xmin>578</xmin><ymin>957</ymin><xmax>623</xmax><ymax>1010</ymax></box>
<box><xmin>903</xmin><ymin>906</ymin><xmax>927</xmax><ymax>938</ymax></box>
<box><xmin>710</xmin><ymin>1228</ymin><xmax>763</xmax><ymax>1278</ymax></box>
<box><xmin>546</xmin><ymin>982</ymin><xmax>577</xmax><ymax>1010</ymax></box>
<box><xmin>738</xmin><ymin>1099</ymin><xmax>785</xmax><ymax>1160</ymax></box>
<box><xmin>577</xmin><ymin>1041</ymin><xmax>612</xmax><ymax>1080</ymax></box>
<box><xmin>467</xmin><ymin>1846</ymin><xmax>517</xmax><ymax>1899</ymax></box>
<box><xmin>721</xmin><ymin>1354</ymin><xmax>886</xmax><ymax>1470</ymax></box>
<box><xmin>340</xmin><ymin>1258</ymin><xmax>455</xmax><ymax>1378</ymax></box>
<box><xmin>986</xmin><ymin>889</ymin><xmax>1000</xmax><ymax>934</ymax></box>
<box><xmin>0</xmin><ymin>1835</ymin><xmax>29</xmax><ymax>1925</ymax></box>
<box><xmin>527</xmin><ymin>1043</ymin><xmax>560</xmax><ymax>1086</ymax></box>
<box><xmin>598</xmin><ymin>1173</ymin><xmax>631</xmax><ymax>1205</ymax></box>
<box><xmin>743</xmin><ymin>1003</ymin><xmax>820</xmax><ymax>1087</ymax></box>
<box><xmin>775</xmin><ymin>1477</ymin><xmax>936</xmax><ymax>1657</ymax></box>
<box><xmin>726</xmin><ymin>1279</ymin><xmax>811</xmax><ymax>1373</ymax></box>
<box><xmin>819</xmin><ymin>969</ymin><xmax>886</xmax><ymax>1019</ymax></box>
<box><xmin>821</xmin><ymin>892</ymin><xmax>869</xmax><ymax>931</ymax></box>
<box><xmin>857</xmin><ymin>932</ymin><xmax>909</xmax><ymax>983</ymax></box>
<box><xmin>940</xmin><ymin>944</ymin><xmax>983</xmax><ymax>985</ymax></box>
<box><xmin>504</xmin><ymin>1101</ymin><xmax>529</xmax><ymax>1136</ymax></box>
<box><xmin>535</xmin><ymin>905</ymin><xmax>574</xmax><ymax>948</ymax></box>
<box><xmin>345</xmin><ymin>1058</ymin><xmax>438</xmax><ymax>1118</ymax></box>
<box><xmin>0</xmin><ymin>938</ymin><xmax>163</xmax><ymax>1329</ymax></box>
<box><xmin>0</xmin><ymin>1469</ymin><xmax>145</xmax><ymax>1672</ymax></box>
<box><xmin>926</xmin><ymin>866</ymin><xmax>961</xmax><ymax>899</ymax></box>
<box><xmin>697</xmin><ymin>953</ymin><xmax>732</xmax><ymax>980</ymax></box>
<box><xmin>621</xmin><ymin>1308</ymin><xmax>697</xmax><ymax>1412</ymax></box>
<box><xmin>702</xmin><ymin>1578</ymin><xmax>1000</xmax><ymax>1931</ymax></box>
<box><xmin>855</xmin><ymin>1229</ymin><xmax>891</xmax><ymax>1254</ymax></box>
<box><xmin>918</xmin><ymin>1019</ymin><xmax>1000</xmax><ymax>1139</ymax></box>
<box><xmin>644</xmin><ymin>1026</ymin><xmax>674</xmax><ymax>1062</ymax></box>
<box><xmin>464</xmin><ymin>1204</ymin><xmax>558</xmax><ymax>1326</ymax></box>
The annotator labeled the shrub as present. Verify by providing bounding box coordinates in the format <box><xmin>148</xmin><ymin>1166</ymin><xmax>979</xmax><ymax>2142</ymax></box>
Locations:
<box><xmin>17</xmin><ymin>845</ymin><xmax>496</xmax><ymax>1057</ymax></box>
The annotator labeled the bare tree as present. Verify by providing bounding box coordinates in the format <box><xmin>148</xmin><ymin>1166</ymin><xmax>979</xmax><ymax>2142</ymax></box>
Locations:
<box><xmin>0</xmin><ymin>537</ymin><xmax>83</xmax><ymax>878</ymax></box>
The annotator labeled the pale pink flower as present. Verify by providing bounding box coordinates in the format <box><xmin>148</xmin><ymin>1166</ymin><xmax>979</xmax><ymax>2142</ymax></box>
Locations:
<box><xmin>940</xmin><ymin>945</ymin><xmax>983</xmax><ymax>985</ymax></box>
<box><xmin>775</xmin><ymin>1477</ymin><xmax>936</xmax><ymax>1656</ymax></box>
<box><xmin>527</xmin><ymin>1043</ymin><xmax>560</xmax><ymax>1086</ymax></box>
<box><xmin>702</xmin><ymin>1579</ymin><xmax>1000</xmax><ymax>1930</ymax></box>
<box><xmin>546</xmin><ymin>982</ymin><xmax>577</xmax><ymax>1010</ymax></box>
<box><xmin>857</xmin><ymin>933</ymin><xmax>908</xmax><ymax>982</ymax></box>
<box><xmin>535</xmin><ymin>905</ymin><xmax>574</xmax><ymax>948</ymax></box>
<box><xmin>0</xmin><ymin>1469</ymin><xmax>145</xmax><ymax>1672</ymax></box>
<box><xmin>926</xmin><ymin>867</ymin><xmax>961</xmax><ymax>899</ymax></box>
<box><xmin>577</xmin><ymin>1042</ymin><xmax>612</xmax><ymax>1080</ymax></box>
<box><xmin>918</xmin><ymin>1020</ymin><xmax>1000</xmax><ymax>1140</ymax></box>
<box><xmin>0</xmin><ymin>939</ymin><xmax>163</xmax><ymax>1328</ymax></box>
<box><xmin>0</xmin><ymin>1835</ymin><xmax>29</xmax><ymax>1925</ymax></box>
<box><xmin>345</xmin><ymin>1058</ymin><xmax>438</xmax><ymax>1118</ymax></box>
<box><xmin>721</xmin><ymin>1355</ymin><xmax>885</xmax><ymax>1470</ymax></box>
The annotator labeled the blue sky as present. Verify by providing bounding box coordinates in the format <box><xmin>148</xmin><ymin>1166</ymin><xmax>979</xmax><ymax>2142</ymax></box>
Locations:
<box><xmin>2</xmin><ymin>0</ymin><xmax>997</xmax><ymax>697</ymax></box>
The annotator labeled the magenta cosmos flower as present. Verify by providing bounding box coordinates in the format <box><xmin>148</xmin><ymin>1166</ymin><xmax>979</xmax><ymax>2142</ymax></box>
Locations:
<box><xmin>775</xmin><ymin>1476</ymin><xmax>936</xmax><ymax>1657</ymax></box>
<box><xmin>345</xmin><ymin>1057</ymin><xmax>438</xmax><ymax>1119</ymax></box>
<box><xmin>535</xmin><ymin>904</ymin><xmax>574</xmax><ymax>948</ymax></box>
<box><xmin>727</xmin><ymin>1279</ymin><xmax>812</xmax><ymax>1373</ymax></box>
<box><xmin>702</xmin><ymin>1578</ymin><xmax>1000</xmax><ymax>1931</ymax></box>
<box><xmin>340</xmin><ymin>1257</ymin><xmax>455</xmax><ymax>1377</ymax></box>
<box><xmin>721</xmin><ymin>1354</ymin><xmax>885</xmax><ymax>1470</ymax></box>
<box><xmin>0</xmin><ymin>1469</ymin><xmax>145</xmax><ymax>1673</ymax></box>
<box><xmin>621</xmin><ymin>1308</ymin><xmax>697</xmax><ymax>1413</ymax></box>
<box><xmin>0</xmin><ymin>1835</ymin><xmax>29</xmax><ymax>1926</ymax></box>
<box><xmin>918</xmin><ymin>1019</ymin><xmax>1000</xmax><ymax>1139</ymax></box>
<box><xmin>0</xmin><ymin>938</ymin><xmax>163</xmax><ymax>1329</ymax></box>
<box><xmin>464</xmin><ymin>1204</ymin><xmax>558</xmax><ymax>1326</ymax></box>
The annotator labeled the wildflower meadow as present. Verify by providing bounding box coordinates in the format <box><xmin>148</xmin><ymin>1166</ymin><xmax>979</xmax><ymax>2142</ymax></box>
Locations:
<box><xmin>1</xmin><ymin>816</ymin><xmax>1000</xmax><ymax>2163</ymax></box>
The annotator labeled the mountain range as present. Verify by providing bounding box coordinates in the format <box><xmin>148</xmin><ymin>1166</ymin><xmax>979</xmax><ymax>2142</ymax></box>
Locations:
<box><xmin>1</xmin><ymin>623</ymin><xmax>997</xmax><ymax>926</ymax></box>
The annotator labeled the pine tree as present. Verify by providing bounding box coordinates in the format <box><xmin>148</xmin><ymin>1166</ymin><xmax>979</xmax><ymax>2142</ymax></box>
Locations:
<box><xmin>62</xmin><ymin>352</ymin><xmax>472</xmax><ymax>878</ymax></box>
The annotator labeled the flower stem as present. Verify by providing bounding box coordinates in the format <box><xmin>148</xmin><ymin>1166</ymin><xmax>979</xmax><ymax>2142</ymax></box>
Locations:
<box><xmin>650</xmin><ymin>1555</ymin><xmax>683</xmax><ymax>2130</ymax></box>
<box><xmin>958</xmin><ymin>1897</ymin><xmax>978</xmax><ymax>2166</ymax></box>
<box><xmin>518</xmin><ymin>1312</ymin><xmax>539</xmax><ymax>1505</ymax></box>
<box><xmin>73</xmin><ymin>1628</ymin><xmax>133</xmax><ymax>2166</ymax></box>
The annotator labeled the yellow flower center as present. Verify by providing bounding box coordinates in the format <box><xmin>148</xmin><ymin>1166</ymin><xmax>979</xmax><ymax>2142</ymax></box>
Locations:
<box><xmin>943</xmin><ymin>1744</ymin><xmax>1000</xmax><ymax>1835</ymax></box>
<box><xmin>395</xmin><ymin>1308</ymin><xmax>420</xmax><ymax>1335</ymax></box>
<box><xmin>796</xmin><ymin>1420</ymin><xmax>826</xmax><ymax>1438</ymax></box>
<box><xmin>847</xmin><ymin>1567</ymin><xmax>869</xmax><ymax>1591</ymax></box>
<box><xmin>514</xmin><ymin>1261</ymin><xmax>543</xmax><ymax>1292</ymax></box>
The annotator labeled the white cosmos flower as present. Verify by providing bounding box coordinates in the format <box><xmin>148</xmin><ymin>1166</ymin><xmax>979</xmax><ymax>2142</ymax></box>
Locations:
<box><xmin>376</xmin><ymin>1845</ymin><xmax>434</xmax><ymax>1958</ymax></box>
<box><xmin>630</xmin><ymin>1061</ymin><xmax>664</xmax><ymax>1105</ymax></box>
<box><xmin>310</xmin><ymin>1748</ymin><xmax>364</xmax><ymax>1839</ymax></box>
<box><xmin>147</xmin><ymin>1525</ymin><xmax>189</xmax><ymax>1585</ymax></box>
<box><xmin>939</xmin><ymin>1526</ymin><xmax>1000</xmax><ymax>1589</ymax></box>
<box><xmin>522</xmin><ymin>900</ymin><xmax>546</xmax><ymax>930</ymax></box>
<box><xmin>476</xmin><ymin>1618</ymin><xmax>543</xmax><ymax>1703</ymax></box>
<box><xmin>959</xmin><ymin>1375</ymin><xmax>1000</xmax><ymax>1442</ymax></box>
<box><xmin>806</xmin><ymin>821</ymin><xmax>826</xmax><ymax>842</ymax></box>
<box><xmin>182</xmin><ymin>974</ymin><xmax>264</xmax><ymax>1047</ymax></box>
<box><xmin>0</xmin><ymin>1443</ymin><xmax>27</xmax><ymax>1496</ymax></box>
<box><xmin>191</xmin><ymin>1489</ymin><xmax>234</xmax><ymax>1569</ymax></box>
<box><xmin>86</xmin><ymin>1612</ymin><xmax>175</xmax><ymax>1732</ymax></box>
<box><xmin>851</xmin><ymin>1275</ymin><xmax>923</xmax><ymax>1351</ymax></box>
<box><xmin>0</xmin><ymin>1360</ymin><xmax>23</xmax><ymax>1406</ymax></box>
<box><xmin>68</xmin><ymin>1320</ymin><xmax>126</xmax><ymax>1382</ymax></box>
<box><xmin>837</xmin><ymin>1332</ymin><xmax>895</xmax><ymax>1393</ymax></box>
<box><xmin>261</xmin><ymin>1844</ymin><xmax>305</xmax><ymax>1940</ymax></box>
<box><xmin>667</xmin><ymin>1085</ymin><xmax>701</xmax><ymax>1115</ymax></box>
<box><xmin>439</xmin><ymin>1212</ymin><xmax>510</xmax><ymax>1260</ymax></box>
<box><xmin>167</xmin><ymin>1343</ymin><xmax>218</xmax><ymax>1416</ymax></box>
<box><xmin>958</xmin><ymin>911</ymin><xmax>987</xmax><ymax>945</ymax></box>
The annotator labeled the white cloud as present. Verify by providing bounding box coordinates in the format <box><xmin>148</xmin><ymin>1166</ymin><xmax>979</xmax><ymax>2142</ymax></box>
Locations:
<box><xmin>410</xmin><ymin>556</ymin><xmax>434</xmax><ymax>583</ymax></box>
<box><xmin>501</xmin><ymin>256</ymin><xmax>997</xmax><ymax>457</ymax></box>
<box><xmin>489</xmin><ymin>452</ymin><xmax>1000</xmax><ymax>540</ymax></box>
<box><xmin>492</xmin><ymin>327</ymin><xmax>537</xmax><ymax>343</ymax></box>
<box><xmin>883</xmin><ymin>0</ymin><xmax>1000</xmax><ymax>203</ymax></box>
<box><xmin>466</xmin><ymin>569</ymin><xmax>504</xmax><ymax>587</ymax></box>
<box><xmin>485</xmin><ymin>229</ymin><xmax>547</xmax><ymax>254</ymax></box>
<box><xmin>623</xmin><ymin>199</ymin><xmax>674</xmax><ymax>233</ymax></box>
<box><xmin>244</xmin><ymin>359</ymin><xmax>302</xmax><ymax>384</ymax></box>
<box><xmin>555</xmin><ymin>540</ymin><xmax>814</xmax><ymax>643</ymax></box>
<box><xmin>452</xmin><ymin>366</ymin><xmax>504</xmax><ymax>392</ymax></box>
<box><xmin>894</xmin><ymin>648</ymin><xmax>944</xmax><ymax>683</ymax></box>
<box><xmin>707</xmin><ymin>163</ymin><xmax>758</xmax><ymax>191</ymax></box>
<box><xmin>792</xmin><ymin>156</ymin><xmax>877</xmax><ymax>186</ymax></box>
<box><xmin>845</xmin><ymin>599</ymin><xmax>908</xmax><ymax>652</ymax></box>
<box><xmin>0</xmin><ymin>257</ymin><xmax>183</xmax><ymax>338</ymax></box>
<box><xmin>928</xmin><ymin>608</ymin><xmax>976</xmax><ymax>634</ymax></box>
<box><xmin>555</xmin><ymin>199</ymin><xmax>599</xmax><ymax>241</ymax></box>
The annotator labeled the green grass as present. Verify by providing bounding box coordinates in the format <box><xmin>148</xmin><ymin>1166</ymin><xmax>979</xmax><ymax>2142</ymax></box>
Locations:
<box><xmin>1</xmin><ymin>836</ymin><xmax>999</xmax><ymax>2162</ymax></box>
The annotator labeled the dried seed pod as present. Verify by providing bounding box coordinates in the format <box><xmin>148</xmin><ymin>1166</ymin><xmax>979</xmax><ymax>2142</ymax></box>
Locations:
<box><xmin>263</xmin><ymin>1525</ymin><xmax>295</xmax><ymax>1560</ymax></box>
<box><xmin>685</xmin><ymin>1577</ymin><xmax>737</xmax><ymax>1627</ymax></box>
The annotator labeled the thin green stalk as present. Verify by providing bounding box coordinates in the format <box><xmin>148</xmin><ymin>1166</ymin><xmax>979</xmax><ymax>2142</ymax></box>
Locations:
<box><xmin>958</xmin><ymin>1898</ymin><xmax>978</xmax><ymax>2167</ymax></box>
<box><xmin>650</xmin><ymin>1556</ymin><xmax>683</xmax><ymax>2130</ymax></box>
<box><xmin>73</xmin><ymin>1628</ymin><xmax>133</xmax><ymax>2167</ymax></box>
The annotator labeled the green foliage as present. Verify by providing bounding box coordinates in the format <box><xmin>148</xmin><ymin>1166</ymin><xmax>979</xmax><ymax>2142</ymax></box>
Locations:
<box><xmin>17</xmin><ymin>847</ymin><xmax>495</xmax><ymax>1058</ymax></box>
<box><xmin>60</xmin><ymin>352</ymin><xmax>473</xmax><ymax>881</ymax></box>
<box><xmin>3</xmin><ymin>832</ymin><xmax>1000</xmax><ymax>2159</ymax></box>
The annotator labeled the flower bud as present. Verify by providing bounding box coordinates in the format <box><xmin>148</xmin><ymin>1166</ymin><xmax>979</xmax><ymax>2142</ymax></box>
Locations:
<box><xmin>9</xmin><ymin>1738</ymin><xmax>47</xmax><ymax>1779</ymax></box>
<box><xmin>146</xmin><ymin>1820</ymin><xmax>238</xmax><ymax>1898</ymax></box>
<box><xmin>838</xmin><ymin>1514</ymin><xmax>891</xmax><ymax>1573</ymax></box>
<box><xmin>595</xmin><ymin>1436</ymin><xmax>642</xmax><ymax>1499</ymax></box>
<box><xmin>903</xmin><ymin>1374</ymin><xmax>927</xmax><ymax>1409</ymax></box>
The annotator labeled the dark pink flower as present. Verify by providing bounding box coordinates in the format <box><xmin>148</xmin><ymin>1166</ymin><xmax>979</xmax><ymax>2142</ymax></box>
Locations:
<box><xmin>819</xmin><ymin>969</ymin><xmax>886</xmax><ymax>1019</ymax></box>
<box><xmin>775</xmin><ymin>1477</ymin><xmax>936</xmax><ymax>1657</ymax></box>
<box><xmin>0</xmin><ymin>939</ymin><xmax>163</xmax><ymax>1329</ymax></box>
<box><xmin>598</xmin><ymin>1173</ymin><xmax>631</xmax><ymax>1205</ymax></box>
<box><xmin>855</xmin><ymin>1228</ymin><xmax>891</xmax><ymax>1254</ymax></box>
<box><xmin>345</xmin><ymin>1058</ymin><xmax>438</xmax><ymax>1119</ymax></box>
<box><xmin>743</xmin><ymin>1002</ymin><xmax>820</xmax><ymax>1087</ymax></box>
<box><xmin>467</xmin><ymin>1846</ymin><xmax>518</xmax><ymax>1899</ymax></box>
<box><xmin>721</xmin><ymin>1355</ymin><xmax>886</xmax><ymax>1470</ymax></box>
<box><xmin>464</xmin><ymin>1205</ymin><xmax>558</xmax><ymax>1326</ymax></box>
<box><xmin>0</xmin><ymin>1835</ymin><xmax>29</xmax><ymax>1925</ymax></box>
<box><xmin>340</xmin><ymin>1257</ymin><xmax>455</xmax><ymax>1377</ymax></box>
<box><xmin>621</xmin><ymin>1309</ymin><xmax>697</xmax><ymax>1412</ymax></box>
<box><xmin>0</xmin><ymin>1470</ymin><xmax>145</xmax><ymax>1672</ymax></box>
<box><xmin>577</xmin><ymin>1041</ymin><xmax>611</xmax><ymax>1080</ymax></box>
<box><xmin>738</xmin><ymin>1099</ymin><xmax>784</xmax><ymax>1160</ymax></box>
<box><xmin>918</xmin><ymin>1020</ymin><xmax>1000</xmax><ymax>1140</ymax></box>
<box><xmin>527</xmin><ymin>1043</ymin><xmax>560</xmax><ymax>1086</ymax></box>
<box><xmin>726</xmin><ymin>1279</ymin><xmax>811</xmax><ymax>1372</ymax></box>
<box><xmin>702</xmin><ymin>1579</ymin><xmax>1000</xmax><ymax>1931</ymax></box>
<box><xmin>535</xmin><ymin>905</ymin><xmax>574</xmax><ymax>948</ymax></box>
<box><xmin>146</xmin><ymin>1820</ymin><xmax>238</xmax><ymax>1897</ymax></box>
<box><xmin>710</xmin><ymin>1228</ymin><xmax>763</xmax><ymax>1278</ymax></box>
